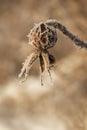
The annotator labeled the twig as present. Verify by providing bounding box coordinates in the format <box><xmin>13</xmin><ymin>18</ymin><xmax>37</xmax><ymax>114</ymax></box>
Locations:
<box><xmin>46</xmin><ymin>19</ymin><xmax>87</xmax><ymax>48</ymax></box>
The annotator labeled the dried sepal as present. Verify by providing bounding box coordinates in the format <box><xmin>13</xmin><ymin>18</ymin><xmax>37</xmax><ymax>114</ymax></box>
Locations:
<box><xmin>18</xmin><ymin>50</ymin><xmax>40</xmax><ymax>82</ymax></box>
<box><xmin>39</xmin><ymin>54</ymin><xmax>45</xmax><ymax>86</ymax></box>
<box><xmin>41</xmin><ymin>50</ymin><xmax>52</xmax><ymax>82</ymax></box>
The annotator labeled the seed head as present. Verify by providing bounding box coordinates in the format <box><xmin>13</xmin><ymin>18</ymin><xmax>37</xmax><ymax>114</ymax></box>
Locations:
<box><xmin>27</xmin><ymin>22</ymin><xmax>57</xmax><ymax>49</ymax></box>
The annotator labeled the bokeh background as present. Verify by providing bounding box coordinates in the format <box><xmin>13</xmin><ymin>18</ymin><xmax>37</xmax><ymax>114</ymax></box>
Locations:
<box><xmin>0</xmin><ymin>0</ymin><xmax>87</xmax><ymax>129</ymax></box>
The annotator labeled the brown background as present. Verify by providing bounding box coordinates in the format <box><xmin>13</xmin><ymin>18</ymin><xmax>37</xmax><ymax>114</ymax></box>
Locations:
<box><xmin>0</xmin><ymin>0</ymin><xmax>87</xmax><ymax>129</ymax></box>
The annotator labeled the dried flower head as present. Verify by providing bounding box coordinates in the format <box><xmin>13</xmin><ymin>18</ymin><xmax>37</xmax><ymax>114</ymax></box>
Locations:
<box><xmin>27</xmin><ymin>22</ymin><xmax>57</xmax><ymax>49</ymax></box>
<box><xmin>19</xmin><ymin>19</ymin><xmax>87</xmax><ymax>85</ymax></box>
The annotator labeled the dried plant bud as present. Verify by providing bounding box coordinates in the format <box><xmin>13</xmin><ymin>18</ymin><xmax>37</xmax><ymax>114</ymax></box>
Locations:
<box><xmin>27</xmin><ymin>22</ymin><xmax>58</xmax><ymax>49</ymax></box>
<box><xmin>19</xmin><ymin>19</ymin><xmax>87</xmax><ymax>85</ymax></box>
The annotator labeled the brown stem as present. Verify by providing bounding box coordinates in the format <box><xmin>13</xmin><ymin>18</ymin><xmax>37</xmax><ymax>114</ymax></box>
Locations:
<box><xmin>46</xmin><ymin>19</ymin><xmax>87</xmax><ymax>48</ymax></box>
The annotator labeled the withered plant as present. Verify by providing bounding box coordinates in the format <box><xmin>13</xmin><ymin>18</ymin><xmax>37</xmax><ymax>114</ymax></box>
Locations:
<box><xmin>19</xmin><ymin>19</ymin><xmax>87</xmax><ymax>85</ymax></box>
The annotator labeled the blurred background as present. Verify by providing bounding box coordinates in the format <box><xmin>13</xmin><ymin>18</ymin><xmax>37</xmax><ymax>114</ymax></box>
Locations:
<box><xmin>0</xmin><ymin>0</ymin><xmax>87</xmax><ymax>129</ymax></box>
